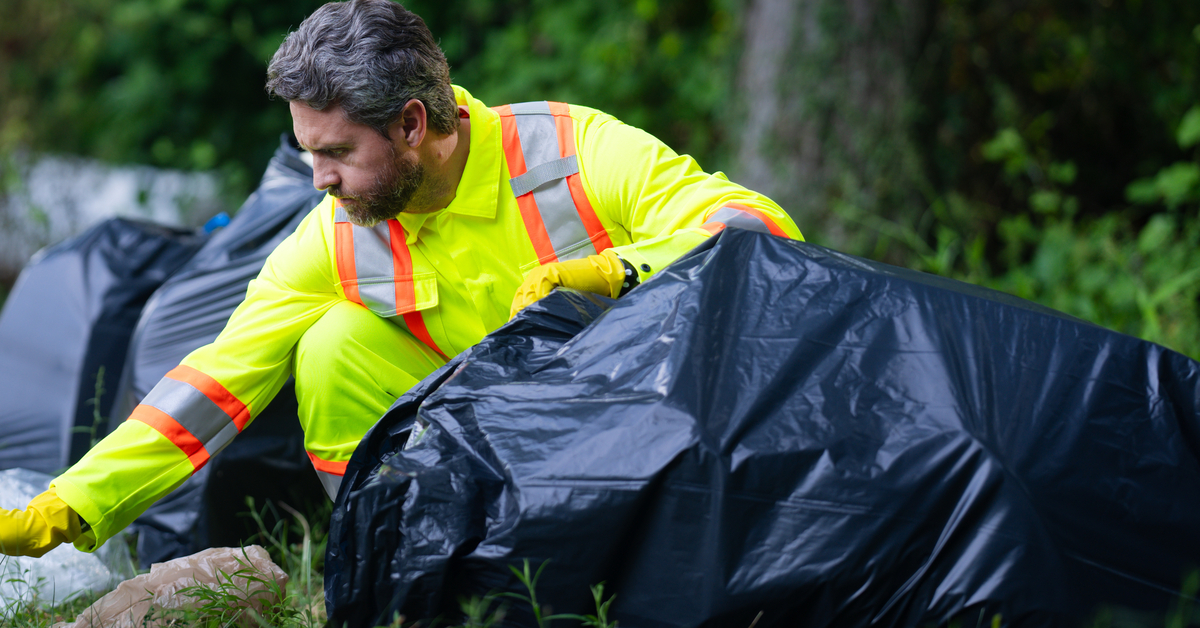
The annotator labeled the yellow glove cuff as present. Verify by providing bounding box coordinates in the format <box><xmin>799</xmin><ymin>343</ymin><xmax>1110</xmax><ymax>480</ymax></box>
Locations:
<box><xmin>593</xmin><ymin>248</ymin><xmax>627</xmax><ymax>299</ymax></box>
<box><xmin>0</xmin><ymin>487</ymin><xmax>82</xmax><ymax>558</ymax></box>
<box><xmin>510</xmin><ymin>249</ymin><xmax>627</xmax><ymax>319</ymax></box>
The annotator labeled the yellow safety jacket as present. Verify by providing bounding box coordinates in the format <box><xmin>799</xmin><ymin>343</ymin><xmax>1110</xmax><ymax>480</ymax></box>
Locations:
<box><xmin>53</xmin><ymin>86</ymin><xmax>803</xmax><ymax>550</ymax></box>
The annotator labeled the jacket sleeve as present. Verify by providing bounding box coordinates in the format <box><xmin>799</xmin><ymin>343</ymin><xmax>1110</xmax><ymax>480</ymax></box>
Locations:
<box><xmin>573</xmin><ymin>108</ymin><xmax>803</xmax><ymax>278</ymax></box>
<box><xmin>53</xmin><ymin>202</ymin><xmax>340</xmax><ymax>550</ymax></box>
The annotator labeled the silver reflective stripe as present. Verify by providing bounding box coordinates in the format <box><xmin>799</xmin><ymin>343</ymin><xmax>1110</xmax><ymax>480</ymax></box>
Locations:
<box><xmin>353</xmin><ymin>221</ymin><xmax>399</xmax><ymax>315</ymax></box>
<box><xmin>704</xmin><ymin>206</ymin><xmax>771</xmax><ymax>234</ymax></box>
<box><xmin>510</xmin><ymin>101</ymin><xmax>596</xmax><ymax>260</ymax></box>
<box><xmin>316</xmin><ymin>470</ymin><xmax>343</xmax><ymax>500</ymax></box>
<box><xmin>142</xmin><ymin>377</ymin><xmax>237</xmax><ymax>452</ymax></box>
<box><xmin>509</xmin><ymin>154</ymin><xmax>578</xmax><ymax>197</ymax></box>
<box><xmin>205</xmin><ymin>422</ymin><xmax>240</xmax><ymax>458</ymax></box>
<box><xmin>533</xmin><ymin>177</ymin><xmax>593</xmax><ymax>259</ymax></box>
<box><xmin>336</xmin><ymin>205</ymin><xmax>404</xmax><ymax>315</ymax></box>
<box><xmin>512</xmin><ymin>103</ymin><xmax>560</xmax><ymax>175</ymax></box>
<box><xmin>509</xmin><ymin>101</ymin><xmax>553</xmax><ymax>116</ymax></box>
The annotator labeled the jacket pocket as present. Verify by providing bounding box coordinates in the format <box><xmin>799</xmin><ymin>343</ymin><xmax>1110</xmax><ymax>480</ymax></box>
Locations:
<box><xmin>341</xmin><ymin>271</ymin><xmax>438</xmax><ymax>317</ymax></box>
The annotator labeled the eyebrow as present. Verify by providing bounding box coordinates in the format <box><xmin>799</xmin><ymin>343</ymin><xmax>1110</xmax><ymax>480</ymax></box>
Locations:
<box><xmin>298</xmin><ymin>141</ymin><xmax>352</xmax><ymax>154</ymax></box>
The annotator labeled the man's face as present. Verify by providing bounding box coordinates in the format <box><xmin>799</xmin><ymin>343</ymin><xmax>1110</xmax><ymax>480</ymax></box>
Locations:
<box><xmin>290</xmin><ymin>101</ymin><xmax>425</xmax><ymax>227</ymax></box>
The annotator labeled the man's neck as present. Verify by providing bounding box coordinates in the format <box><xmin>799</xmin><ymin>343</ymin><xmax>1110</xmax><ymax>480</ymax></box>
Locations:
<box><xmin>411</xmin><ymin>108</ymin><xmax>471</xmax><ymax>213</ymax></box>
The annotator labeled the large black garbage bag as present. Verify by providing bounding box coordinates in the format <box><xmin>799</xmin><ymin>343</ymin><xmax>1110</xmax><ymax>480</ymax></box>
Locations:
<box><xmin>326</xmin><ymin>229</ymin><xmax>1200</xmax><ymax>628</ymax></box>
<box><xmin>111</xmin><ymin>136</ymin><xmax>328</xmax><ymax>566</ymax></box>
<box><xmin>0</xmin><ymin>218</ymin><xmax>203</xmax><ymax>474</ymax></box>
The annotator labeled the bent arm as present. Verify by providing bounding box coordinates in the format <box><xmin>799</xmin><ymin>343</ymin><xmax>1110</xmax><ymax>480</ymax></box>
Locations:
<box><xmin>574</xmin><ymin>108</ymin><xmax>802</xmax><ymax>278</ymax></box>
<box><xmin>54</xmin><ymin>205</ymin><xmax>340</xmax><ymax>550</ymax></box>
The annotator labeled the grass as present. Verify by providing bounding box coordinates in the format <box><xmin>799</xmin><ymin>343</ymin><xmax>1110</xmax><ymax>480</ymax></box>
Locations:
<box><xmin>1</xmin><ymin>499</ymin><xmax>617</xmax><ymax>628</ymax></box>
<box><xmin>4</xmin><ymin>499</ymin><xmax>1199</xmax><ymax>628</ymax></box>
<box><xmin>0</xmin><ymin>497</ymin><xmax>328</xmax><ymax>628</ymax></box>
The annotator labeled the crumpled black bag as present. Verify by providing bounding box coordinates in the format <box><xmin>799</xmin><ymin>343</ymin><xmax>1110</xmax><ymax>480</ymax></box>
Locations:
<box><xmin>0</xmin><ymin>218</ymin><xmax>203</xmax><ymax>474</ymax></box>
<box><xmin>326</xmin><ymin>229</ymin><xmax>1200</xmax><ymax>628</ymax></box>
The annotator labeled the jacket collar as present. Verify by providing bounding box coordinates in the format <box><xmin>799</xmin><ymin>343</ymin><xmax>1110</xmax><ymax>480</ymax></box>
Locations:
<box><xmin>397</xmin><ymin>85</ymin><xmax>500</xmax><ymax>239</ymax></box>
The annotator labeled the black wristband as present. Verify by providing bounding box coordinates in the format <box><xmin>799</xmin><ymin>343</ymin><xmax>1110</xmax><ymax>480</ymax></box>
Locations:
<box><xmin>618</xmin><ymin>258</ymin><xmax>641</xmax><ymax>297</ymax></box>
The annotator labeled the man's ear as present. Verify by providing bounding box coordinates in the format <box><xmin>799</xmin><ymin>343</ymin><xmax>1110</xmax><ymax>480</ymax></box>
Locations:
<box><xmin>389</xmin><ymin>99</ymin><xmax>427</xmax><ymax>148</ymax></box>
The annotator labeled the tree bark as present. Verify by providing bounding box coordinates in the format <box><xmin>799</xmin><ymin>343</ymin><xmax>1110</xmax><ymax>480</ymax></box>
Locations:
<box><xmin>733</xmin><ymin>0</ymin><xmax>931</xmax><ymax>253</ymax></box>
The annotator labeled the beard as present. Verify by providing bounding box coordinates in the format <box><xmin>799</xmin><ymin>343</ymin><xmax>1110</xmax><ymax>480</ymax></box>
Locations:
<box><xmin>330</xmin><ymin>147</ymin><xmax>426</xmax><ymax>227</ymax></box>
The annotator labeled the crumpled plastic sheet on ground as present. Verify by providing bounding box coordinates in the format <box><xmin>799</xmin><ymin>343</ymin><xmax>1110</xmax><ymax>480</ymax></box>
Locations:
<box><xmin>53</xmin><ymin>545</ymin><xmax>288</xmax><ymax>628</ymax></box>
<box><xmin>0</xmin><ymin>469</ymin><xmax>135</xmax><ymax>613</ymax></box>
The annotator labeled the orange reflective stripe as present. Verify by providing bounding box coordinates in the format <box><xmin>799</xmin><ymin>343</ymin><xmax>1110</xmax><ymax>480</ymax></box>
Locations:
<box><xmin>307</xmin><ymin>451</ymin><xmax>349</xmax><ymax>476</ymax></box>
<box><xmin>131</xmin><ymin>404</ymin><xmax>210</xmax><ymax>471</ymax></box>
<box><xmin>333</xmin><ymin>199</ymin><xmax>446</xmax><ymax>357</ymax></box>
<box><xmin>388</xmin><ymin>221</ymin><xmax>417</xmax><ymax>311</ymax></box>
<box><xmin>387</xmin><ymin>221</ymin><xmax>446</xmax><ymax>357</ymax></box>
<box><xmin>720</xmin><ymin>202</ymin><xmax>788</xmax><ymax>238</ymax></box>
<box><xmin>517</xmin><ymin>194</ymin><xmax>557</xmax><ymax>262</ymax></box>
<box><xmin>166</xmin><ymin>364</ymin><xmax>251</xmax><ymax>431</ymax></box>
<box><xmin>307</xmin><ymin>452</ymin><xmax>347</xmax><ymax>499</ymax></box>
<box><xmin>548</xmin><ymin>102</ymin><xmax>574</xmax><ymax>158</ymax></box>
<box><xmin>496</xmin><ymin>105</ymin><xmax>527</xmax><ymax>176</ymax></box>
<box><xmin>403</xmin><ymin>311</ymin><xmax>447</xmax><ymax>360</ymax></box>
<box><xmin>548</xmin><ymin>104</ymin><xmax>615</xmax><ymax>252</ymax></box>
<box><xmin>700</xmin><ymin>222</ymin><xmax>725</xmax><ymax>236</ymax></box>
<box><xmin>497</xmin><ymin>105</ymin><xmax>558</xmax><ymax>262</ymax></box>
<box><xmin>566</xmin><ymin>174</ymin><xmax>612</xmax><ymax>251</ymax></box>
<box><xmin>334</xmin><ymin>202</ymin><xmax>362</xmax><ymax>306</ymax></box>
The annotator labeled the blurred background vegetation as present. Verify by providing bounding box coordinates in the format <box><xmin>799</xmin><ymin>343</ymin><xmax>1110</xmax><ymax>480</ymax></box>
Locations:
<box><xmin>0</xmin><ymin>0</ymin><xmax>1197</xmax><ymax>358</ymax></box>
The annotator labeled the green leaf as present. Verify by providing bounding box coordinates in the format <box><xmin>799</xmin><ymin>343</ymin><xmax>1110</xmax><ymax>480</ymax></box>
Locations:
<box><xmin>1148</xmin><ymin>265</ymin><xmax>1200</xmax><ymax>307</ymax></box>
<box><xmin>1048</xmin><ymin>161</ymin><xmax>1077</xmax><ymax>185</ymax></box>
<box><xmin>1137</xmin><ymin>214</ymin><xmax>1174</xmax><ymax>254</ymax></box>
<box><xmin>191</xmin><ymin>140</ymin><xmax>217</xmax><ymax>170</ymax></box>
<box><xmin>635</xmin><ymin>0</ymin><xmax>658</xmax><ymax>21</ymax></box>
<box><xmin>151</xmin><ymin>136</ymin><xmax>175</xmax><ymax>164</ymax></box>
<box><xmin>1125</xmin><ymin>177</ymin><xmax>1159</xmax><ymax>205</ymax></box>
<box><xmin>980</xmin><ymin>128</ymin><xmax>1023</xmax><ymax>163</ymax></box>
<box><xmin>1029</xmin><ymin>189</ymin><xmax>1061</xmax><ymax>214</ymax></box>
<box><xmin>1154</xmin><ymin>162</ymin><xmax>1200</xmax><ymax>208</ymax></box>
<box><xmin>1177</xmin><ymin>105</ymin><xmax>1200</xmax><ymax>149</ymax></box>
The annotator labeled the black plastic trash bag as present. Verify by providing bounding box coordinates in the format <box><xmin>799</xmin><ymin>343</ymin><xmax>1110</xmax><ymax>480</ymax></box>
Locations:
<box><xmin>111</xmin><ymin>136</ymin><xmax>328</xmax><ymax>566</ymax></box>
<box><xmin>0</xmin><ymin>218</ymin><xmax>203</xmax><ymax>474</ymax></box>
<box><xmin>326</xmin><ymin>229</ymin><xmax>1200</xmax><ymax>627</ymax></box>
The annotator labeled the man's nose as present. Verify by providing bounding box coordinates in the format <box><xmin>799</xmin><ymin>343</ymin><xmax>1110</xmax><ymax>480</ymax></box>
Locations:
<box><xmin>312</xmin><ymin>157</ymin><xmax>340</xmax><ymax>192</ymax></box>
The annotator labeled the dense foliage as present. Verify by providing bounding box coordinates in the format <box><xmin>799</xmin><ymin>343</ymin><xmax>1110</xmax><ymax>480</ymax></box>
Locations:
<box><xmin>905</xmin><ymin>0</ymin><xmax>1200</xmax><ymax>358</ymax></box>
<box><xmin>0</xmin><ymin>0</ymin><xmax>1196</xmax><ymax>357</ymax></box>
<box><xmin>0</xmin><ymin>0</ymin><xmax>326</xmax><ymax>196</ymax></box>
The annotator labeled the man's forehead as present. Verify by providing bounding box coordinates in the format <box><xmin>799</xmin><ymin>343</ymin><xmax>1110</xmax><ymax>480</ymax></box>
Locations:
<box><xmin>290</xmin><ymin>101</ymin><xmax>360</xmax><ymax>148</ymax></box>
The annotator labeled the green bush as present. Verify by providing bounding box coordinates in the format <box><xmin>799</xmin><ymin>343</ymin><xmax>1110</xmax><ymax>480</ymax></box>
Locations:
<box><xmin>839</xmin><ymin>103</ymin><xmax>1200</xmax><ymax>360</ymax></box>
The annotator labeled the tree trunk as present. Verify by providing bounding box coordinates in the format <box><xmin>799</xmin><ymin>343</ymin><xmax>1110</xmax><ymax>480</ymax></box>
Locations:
<box><xmin>733</xmin><ymin>0</ymin><xmax>931</xmax><ymax>255</ymax></box>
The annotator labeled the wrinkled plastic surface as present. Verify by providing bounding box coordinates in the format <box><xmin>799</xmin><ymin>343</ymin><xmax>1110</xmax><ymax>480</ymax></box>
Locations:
<box><xmin>0</xmin><ymin>469</ymin><xmax>135</xmax><ymax>612</ymax></box>
<box><xmin>0</xmin><ymin>219</ymin><xmax>202</xmax><ymax>474</ymax></box>
<box><xmin>112</xmin><ymin>136</ymin><xmax>328</xmax><ymax>566</ymax></box>
<box><xmin>327</xmin><ymin>229</ymin><xmax>1200</xmax><ymax>627</ymax></box>
<box><xmin>53</xmin><ymin>545</ymin><xmax>287</xmax><ymax>628</ymax></box>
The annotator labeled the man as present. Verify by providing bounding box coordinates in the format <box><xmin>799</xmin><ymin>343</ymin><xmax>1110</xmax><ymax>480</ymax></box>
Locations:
<box><xmin>0</xmin><ymin>0</ymin><xmax>801</xmax><ymax>557</ymax></box>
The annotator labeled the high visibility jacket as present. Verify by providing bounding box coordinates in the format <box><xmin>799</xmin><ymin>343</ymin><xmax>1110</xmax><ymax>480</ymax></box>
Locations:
<box><xmin>53</xmin><ymin>86</ymin><xmax>803</xmax><ymax>550</ymax></box>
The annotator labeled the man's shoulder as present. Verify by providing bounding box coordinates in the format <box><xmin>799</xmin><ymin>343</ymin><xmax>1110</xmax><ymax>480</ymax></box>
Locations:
<box><xmin>452</xmin><ymin>84</ymin><xmax>621</xmax><ymax>129</ymax></box>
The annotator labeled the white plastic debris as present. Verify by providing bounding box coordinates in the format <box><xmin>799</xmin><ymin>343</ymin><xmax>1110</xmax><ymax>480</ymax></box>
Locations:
<box><xmin>0</xmin><ymin>468</ymin><xmax>136</xmax><ymax>612</ymax></box>
<box><xmin>54</xmin><ymin>545</ymin><xmax>288</xmax><ymax>628</ymax></box>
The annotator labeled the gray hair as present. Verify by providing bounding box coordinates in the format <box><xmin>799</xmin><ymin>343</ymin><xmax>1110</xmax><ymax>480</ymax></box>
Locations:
<box><xmin>266</xmin><ymin>0</ymin><xmax>458</xmax><ymax>137</ymax></box>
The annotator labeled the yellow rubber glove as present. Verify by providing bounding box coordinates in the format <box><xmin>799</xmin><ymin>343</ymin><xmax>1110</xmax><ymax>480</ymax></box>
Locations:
<box><xmin>0</xmin><ymin>487</ymin><xmax>82</xmax><ymax>557</ymax></box>
<box><xmin>510</xmin><ymin>249</ymin><xmax>627</xmax><ymax>319</ymax></box>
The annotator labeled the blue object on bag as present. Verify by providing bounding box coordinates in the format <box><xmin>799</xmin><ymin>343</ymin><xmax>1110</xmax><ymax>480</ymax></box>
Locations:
<box><xmin>201</xmin><ymin>212</ymin><xmax>231</xmax><ymax>233</ymax></box>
